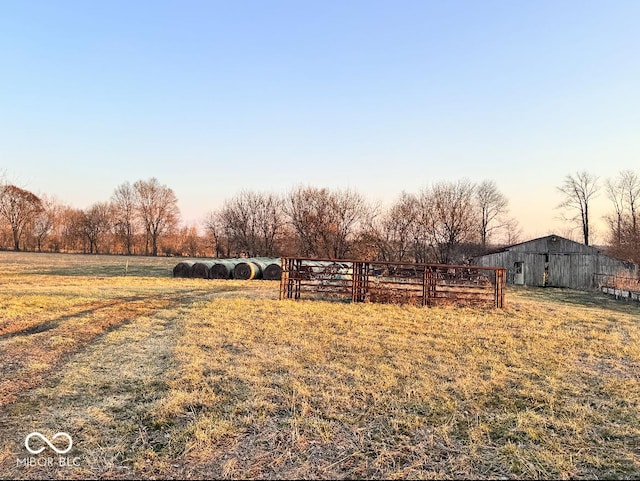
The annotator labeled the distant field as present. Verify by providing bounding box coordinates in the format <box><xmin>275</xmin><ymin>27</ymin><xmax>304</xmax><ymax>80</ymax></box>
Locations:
<box><xmin>0</xmin><ymin>250</ymin><xmax>186</xmax><ymax>277</ymax></box>
<box><xmin>0</xmin><ymin>251</ymin><xmax>639</xmax><ymax>479</ymax></box>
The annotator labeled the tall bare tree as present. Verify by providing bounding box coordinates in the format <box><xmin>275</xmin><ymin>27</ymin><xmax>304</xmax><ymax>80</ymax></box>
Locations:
<box><xmin>255</xmin><ymin>192</ymin><xmax>286</xmax><ymax>257</ymax></box>
<box><xmin>0</xmin><ymin>184</ymin><xmax>43</xmax><ymax>251</ymax></box>
<box><xmin>620</xmin><ymin>170</ymin><xmax>640</xmax><ymax>241</ymax></box>
<box><xmin>376</xmin><ymin>192</ymin><xmax>419</xmax><ymax>262</ymax></box>
<box><xmin>133</xmin><ymin>178</ymin><xmax>180</xmax><ymax>256</ymax></box>
<box><xmin>177</xmin><ymin>224</ymin><xmax>202</xmax><ymax>257</ymax></box>
<box><xmin>475</xmin><ymin>179</ymin><xmax>509</xmax><ymax>248</ymax></box>
<box><xmin>204</xmin><ymin>211</ymin><xmax>229</xmax><ymax>258</ymax></box>
<box><xmin>219</xmin><ymin>191</ymin><xmax>285</xmax><ymax>257</ymax></box>
<box><xmin>327</xmin><ymin>188</ymin><xmax>369</xmax><ymax>259</ymax></box>
<box><xmin>502</xmin><ymin>216</ymin><xmax>523</xmax><ymax>246</ymax></box>
<box><xmin>111</xmin><ymin>182</ymin><xmax>137</xmax><ymax>255</ymax></box>
<box><xmin>605</xmin><ymin>169</ymin><xmax>640</xmax><ymax>264</ymax></box>
<box><xmin>57</xmin><ymin>206</ymin><xmax>84</xmax><ymax>252</ymax></box>
<box><xmin>285</xmin><ymin>186</ymin><xmax>368</xmax><ymax>259</ymax></box>
<box><xmin>80</xmin><ymin>202</ymin><xmax>111</xmax><ymax>254</ymax></box>
<box><xmin>557</xmin><ymin>171</ymin><xmax>599</xmax><ymax>246</ymax></box>
<box><xmin>32</xmin><ymin>194</ymin><xmax>61</xmax><ymax>252</ymax></box>
<box><xmin>418</xmin><ymin>179</ymin><xmax>477</xmax><ymax>264</ymax></box>
<box><xmin>285</xmin><ymin>186</ymin><xmax>328</xmax><ymax>257</ymax></box>
<box><xmin>606</xmin><ymin>174</ymin><xmax>627</xmax><ymax>248</ymax></box>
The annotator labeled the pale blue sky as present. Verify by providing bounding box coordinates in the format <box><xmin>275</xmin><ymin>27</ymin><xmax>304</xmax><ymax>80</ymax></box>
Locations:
<box><xmin>1</xmin><ymin>0</ymin><xmax>638</xmax><ymax>241</ymax></box>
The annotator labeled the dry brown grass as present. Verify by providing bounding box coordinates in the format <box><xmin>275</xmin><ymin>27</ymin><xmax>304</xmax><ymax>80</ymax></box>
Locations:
<box><xmin>0</xmin><ymin>252</ymin><xmax>639</xmax><ymax>479</ymax></box>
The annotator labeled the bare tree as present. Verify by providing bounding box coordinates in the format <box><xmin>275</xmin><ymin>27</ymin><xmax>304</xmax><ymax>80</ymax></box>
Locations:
<box><xmin>557</xmin><ymin>171</ymin><xmax>599</xmax><ymax>246</ymax></box>
<box><xmin>177</xmin><ymin>224</ymin><xmax>202</xmax><ymax>257</ymax></box>
<box><xmin>57</xmin><ymin>206</ymin><xmax>84</xmax><ymax>252</ymax></box>
<box><xmin>605</xmin><ymin>175</ymin><xmax>627</xmax><ymax>248</ymax></box>
<box><xmin>620</xmin><ymin>170</ymin><xmax>639</xmax><ymax>241</ymax></box>
<box><xmin>80</xmin><ymin>202</ymin><xmax>111</xmax><ymax>254</ymax></box>
<box><xmin>0</xmin><ymin>184</ymin><xmax>43</xmax><ymax>251</ymax></box>
<box><xmin>418</xmin><ymin>179</ymin><xmax>477</xmax><ymax>264</ymax></box>
<box><xmin>31</xmin><ymin>194</ymin><xmax>61</xmax><ymax>252</ymax></box>
<box><xmin>133</xmin><ymin>178</ymin><xmax>180</xmax><ymax>256</ymax></box>
<box><xmin>111</xmin><ymin>182</ymin><xmax>137</xmax><ymax>255</ymax></box>
<box><xmin>348</xmin><ymin>199</ymin><xmax>382</xmax><ymax>260</ymax></box>
<box><xmin>285</xmin><ymin>186</ymin><xmax>331</xmax><ymax>257</ymax></box>
<box><xmin>605</xmin><ymin>169</ymin><xmax>640</xmax><ymax>264</ymax></box>
<box><xmin>218</xmin><ymin>191</ymin><xmax>285</xmax><ymax>257</ymax></box>
<box><xmin>377</xmin><ymin>192</ymin><xmax>419</xmax><ymax>262</ymax></box>
<box><xmin>204</xmin><ymin>211</ymin><xmax>229</xmax><ymax>258</ymax></box>
<box><xmin>256</xmin><ymin>192</ymin><xmax>286</xmax><ymax>257</ymax></box>
<box><xmin>328</xmin><ymin>188</ymin><xmax>369</xmax><ymax>259</ymax></box>
<box><xmin>219</xmin><ymin>191</ymin><xmax>259</xmax><ymax>256</ymax></box>
<box><xmin>475</xmin><ymin>179</ymin><xmax>509</xmax><ymax>248</ymax></box>
<box><xmin>501</xmin><ymin>216</ymin><xmax>523</xmax><ymax>246</ymax></box>
<box><xmin>285</xmin><ymin>186</ymin><xmax>369</xmax><ymax>258</ymax></box>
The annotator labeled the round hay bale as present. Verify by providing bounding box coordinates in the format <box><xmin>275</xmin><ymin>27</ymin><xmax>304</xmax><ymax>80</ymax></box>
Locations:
<box><xmin>192</xmin><ymin>261</ymin><xmax>215</xmax><ymax>279</ymax></box>
<box><xmin>233</xmin><ymin>261</ymin><xmax>261</xmax><ymax>280</ymax></box>
<box><xmin>248</xmin><ymin>259</ymin><xmax>270</xmax><ymax>279</ymax></box>
<box><xmin>263</xmin><ymin>262</ymin><xmax>282</xmax><ymax>281</ymax></box>
<box><xmin>173</xmin><ymin>261</ymin><xmax>196</xmax><ymax>278</ymax></box>
<box><xmin>210</xmin><ymin>259</ymin><xmax>243</xmax><ymax>279</ymax></box>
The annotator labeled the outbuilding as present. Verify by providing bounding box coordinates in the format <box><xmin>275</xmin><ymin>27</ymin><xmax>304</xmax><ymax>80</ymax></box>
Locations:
<box><xmin>472</xmin><ymin>234</ymin><xmax>638</xmax><ymax>289</ymax></box>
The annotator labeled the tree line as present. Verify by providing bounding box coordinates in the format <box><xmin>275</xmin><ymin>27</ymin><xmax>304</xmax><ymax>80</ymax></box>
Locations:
<box><xmin>0</xmin><ymin>178</ymin><xmax>179</xmax><ymax>257</ymax></box>
<box><xmin>1</xmin><ymin>171</ymin><xmax>639</xmax><ymax>267</ymax></box>
<box><xmin>556</xmin><ymin>170</ymin><xmax>640</xmax><ymax>266</ymax></box>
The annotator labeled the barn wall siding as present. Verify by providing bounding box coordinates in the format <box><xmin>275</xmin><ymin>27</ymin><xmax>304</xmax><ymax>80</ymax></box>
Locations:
<box><xmin>473</xmin><ymin>235</ymin><xmax>638</xmax><ymax>290</ymax></box>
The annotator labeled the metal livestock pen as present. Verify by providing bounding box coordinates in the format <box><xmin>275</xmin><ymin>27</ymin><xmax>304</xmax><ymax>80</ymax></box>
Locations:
<box><xmin>279</xmin><ymin>257</ymin><xmax>507</xmax><ymax>308</ymax></box>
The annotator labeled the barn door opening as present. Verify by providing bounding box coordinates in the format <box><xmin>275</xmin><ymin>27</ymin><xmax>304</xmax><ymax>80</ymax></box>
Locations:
<box><xmin>547</xmin><ymin>253</ymin><xmax>570</xmax><ymax>287</ymax></box>
<box><xmin>514</xmin><ymin>262</ymin><xmax>524</xmax><ymax>285</ymax></box>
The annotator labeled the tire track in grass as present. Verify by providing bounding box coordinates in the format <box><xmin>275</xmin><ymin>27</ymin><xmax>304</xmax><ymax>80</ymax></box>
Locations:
<box><xmin>0</xmin><ymin>287</ymin><xmax>225</xmax><ymax>409</ymax></box>
<box><xmin>0</xmin><ymin>297</ymin><xmax>147</xmax><ymax>340</ymax></box>
<box><xmin>0</xmin><ymin>287</ymin><xmax>269</xmax><ymax>479</ymax></box>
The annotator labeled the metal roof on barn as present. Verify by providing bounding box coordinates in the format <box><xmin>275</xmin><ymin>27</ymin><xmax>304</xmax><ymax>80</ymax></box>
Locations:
<box><xmin>482</xmin><ymin>234</ymin><xmax>602</xmax><ymax>256</ymax></box>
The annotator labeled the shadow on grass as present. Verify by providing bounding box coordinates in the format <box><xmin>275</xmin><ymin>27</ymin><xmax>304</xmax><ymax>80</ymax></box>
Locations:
<box><xmin>0</xmin><ymin>296</ymin><xmax>147</xmax><ymax>341</ymax></box>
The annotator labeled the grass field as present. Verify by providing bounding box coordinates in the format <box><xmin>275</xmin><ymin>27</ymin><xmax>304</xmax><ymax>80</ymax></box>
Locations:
<box><xmin>0</xmin><ymin>251</ymin><xmax>639</xmax><ymax>479</ymax></box>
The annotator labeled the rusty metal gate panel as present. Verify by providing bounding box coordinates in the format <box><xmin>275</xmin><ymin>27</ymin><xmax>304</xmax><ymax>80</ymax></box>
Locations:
<box><xmin>280</xmin><ymin>257</ymin><xmax>506</xmax><ymax>308</ymax></box>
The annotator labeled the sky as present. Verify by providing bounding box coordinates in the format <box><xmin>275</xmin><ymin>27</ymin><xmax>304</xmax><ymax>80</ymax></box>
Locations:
<box><xmin>1</xmin><ymin>0</ymin><xmax>639</xmax><ymax>243</ymax></box>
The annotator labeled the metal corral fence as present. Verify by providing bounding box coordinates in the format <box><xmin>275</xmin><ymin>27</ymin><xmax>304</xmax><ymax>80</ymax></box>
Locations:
<box><xmin>279</xmin><ymin>257</ymin><xmax>507</xmax><ymax>308</ymax></box>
